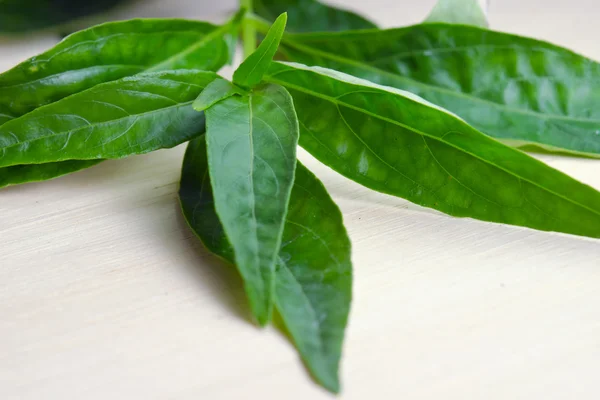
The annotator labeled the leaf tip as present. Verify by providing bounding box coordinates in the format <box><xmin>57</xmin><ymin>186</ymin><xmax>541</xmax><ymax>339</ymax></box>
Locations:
<box><xmin>251</xmin><ymin>299</ymin><xmax>274</xmax><ymax>327</ymax></box>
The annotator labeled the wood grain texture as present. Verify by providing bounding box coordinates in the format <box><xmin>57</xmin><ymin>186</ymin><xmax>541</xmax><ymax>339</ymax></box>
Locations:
<box><xmin>1</xmin><ymin>1</ymin><xmax>599</xmax><ymax>399</ymax></box>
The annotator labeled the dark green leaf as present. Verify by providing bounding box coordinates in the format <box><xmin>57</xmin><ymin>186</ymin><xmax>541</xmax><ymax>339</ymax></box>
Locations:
<box><xmin>193</xmin><ymin>78</ymin><xmax>247</xmax><ymax>112</ymax></box>
<box><xmin>254</xmin><ymin>0</ymin><xmax>376</xmax><ymax>32</ymax></box>
<box><xmin>271</xmin><ymin>24</ymin><xmax>600</xmax><ymax>157</ymax></box>
<box><xmin>0</xmin><ymin>70</ymin><xmax>215</xmax><ymax>168</ymax></box>
<box><xmin>0</xmin><ymin>0</ymin><xmax>126</xmax><ymax>33</ymax></box>
<box><xmin>0</xmin><ymin>107</ymin><xmax>15</xmax><ymax>126</ymax></box>
<box><xmin>0</xmin><ymin>160</ymin><xmax>102</xmax><ymax>189</ymax></box>
<box><xmin>205</xmin><ymin>83</ymin><xmax>299</xmax><ymax>325</ymax></box>
<box><xmin>265</xmin><ymin>62</ymin><xmax>600</xmax><ymax>238</ymax></box>
<box><xmin>233</xmin><ymin>13</ymin><xmax>287</xmax><ymax>88</ymax></box>
<box><xmin>425</xmin><ymin>0</ymin><xmax>488</xmax><ymax>27</ymax></box>
<box><xmin>0</xmin><ymin>15</ymin><xmax>240</xmax><ymax>188</ymax></box>
<box><xmin>0</xmin><ymin>16</ymin><xmax>240</xmax><ymax>118</ymax></box>
<box><xmin>179</xmin><ymin>136</ymin><xmax>352</xmax><ymax>393</ymax></box>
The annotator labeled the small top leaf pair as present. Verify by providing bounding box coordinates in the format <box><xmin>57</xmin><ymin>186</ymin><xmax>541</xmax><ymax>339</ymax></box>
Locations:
<box><xmin>193</xmin><ymin>12</ymin><xmax>288</xmax><ymax>111</ymax></box>
<box><xmin>193</xmin><ymin>13</ymin><xmax>300</xmax><ymax>326</ymax></box>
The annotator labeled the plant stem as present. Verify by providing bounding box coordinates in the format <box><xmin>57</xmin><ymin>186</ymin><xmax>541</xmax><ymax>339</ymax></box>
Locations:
<box><xmin>241</xmin><ymin>0</ymin><xmax>256</xmax><ymax>59</ymax></box>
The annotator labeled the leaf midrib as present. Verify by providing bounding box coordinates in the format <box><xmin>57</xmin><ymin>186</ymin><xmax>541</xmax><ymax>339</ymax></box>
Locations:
<box><xmin>246</xmin><ymin>94</ymin><xmax>263</xmax><ymax>294</ymax></box>
<box><xmin>265</xmin><ymin>75</ymin><xmax>600</xmax><ymax>218</ymax></box>
<box><xmin>280</xmin><ymin>38</ymin><xmax>600</xmax><ymax>125</ymax></box>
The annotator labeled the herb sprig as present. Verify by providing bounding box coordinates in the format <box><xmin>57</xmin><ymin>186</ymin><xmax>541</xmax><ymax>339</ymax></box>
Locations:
<box><xmin>1</xmin><ymin>0</ymin><xmax>598</xmax><ymax>393</ymax></box>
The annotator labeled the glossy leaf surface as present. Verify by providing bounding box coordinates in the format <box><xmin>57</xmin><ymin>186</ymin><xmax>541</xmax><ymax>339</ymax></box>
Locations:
<box><xmin>205</xmin><ymin>84</ymin><xmax>299</xmax><ymax>325</ymax></box>
<box><xmin>0</xmin><ymin>17</ymin><xmax>239</xmax><ymax>118</ymax></box>
<box><xmin>0</xmin><ymin>0</ymin><xmax>126</xmax><ymax>33</ymax></box>
<box><xmin>425</xmin><ymin>0</ymin><xmax>488</xmax><ymax>27</ymax></box>
<box><xmin>272</xmin><ymin>24</ymin><xmax>600</xmax><ymax>157</ymax></box>
<box><xmin>0</xmin><ymin>16</ymin><xmax>237</xmax><ymax>188</ymax></box>
<box><xmin>0</xmin><ymin>109</ymin><xmax>103</xmax><ymax>188</ymax></box>
<box><xmin>265</xmin><ymin>62</ymin><xmax>600</xmax><ymax>238</ymax></box>
<box><xmin>0</xmin><ymin>70</ymin><xmax>215</xmax><ymax>167</ymax></box>
<box><xmin>254</xmin><ymin>0</ymin><xmax>376</xmax><ymax>33</ymax></box>
<box><xmin>234</xmin><ymin>13</ymin><xmax>287</xmax><ymax>88</ymax></box>
<box><xmin>179</xmin><ymin>136</ymin><xmax>352</xmax><ymax>393</ymax></box>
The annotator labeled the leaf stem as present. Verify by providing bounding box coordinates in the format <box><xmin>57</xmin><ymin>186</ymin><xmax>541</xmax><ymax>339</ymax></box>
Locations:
<box><xmin>241</xmin><ymin>0</ymin><xmax>256</xmax><ymax>59</ymax></box>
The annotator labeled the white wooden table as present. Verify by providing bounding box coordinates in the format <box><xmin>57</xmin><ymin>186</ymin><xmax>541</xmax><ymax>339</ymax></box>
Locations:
<box><xmin>1</xmin><ymin>1</ymin><xmax>599</xmax><ymax>399</ymax></box>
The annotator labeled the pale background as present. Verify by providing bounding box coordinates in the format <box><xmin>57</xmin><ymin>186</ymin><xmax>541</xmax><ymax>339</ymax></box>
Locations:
<box><xmin>1</xmin><ymin>1</ymin><xmax>599</xmax><ymax>399</ymax></box>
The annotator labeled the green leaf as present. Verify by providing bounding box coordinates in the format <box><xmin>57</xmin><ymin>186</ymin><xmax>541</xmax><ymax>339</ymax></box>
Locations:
<box><xmin>179</xmin><ymin>136</ymin><xmax>352</xmax><ymax>393</ymax></box>
<box><xmin>193</xmin><ymin>78</ymin><xmax>248</xmax><ymax>112</ymax></box>
<box><xmin>254</xmin><ymin>0</ymin><xmax>376</xmax><ymax>33</ymax></box>
<box><xmin>271</xmin><ymin>24</ymin><xmax>600</xmax><ymax>157</ymax></box>
<box><xmin>425</xmin><ymin>0</ymin><xmax>488</xmax><ymax>27</ymax></box>
<box><xmin>0</xmin><ymin>105</ymin><xmax>104</xmax><ymax>189</ymax></box>
<box><xmin>0</xmin><ymin>0</ymin><xmax>127</xmax><ymax>33</ymax></box>
<box><xmin>0</xmin><ymin>160</ymin><xmax>103</xmax><ymax>189</ymax></box>
<box><xmin>0</xmin><ymin>15</ymin><xmax>240</xmax><ymax>188</ymax></box>
<box><xmin>0</xmin><ymin>107</ymin><xmax>15</xmax><ymax>126</ymax></box>
<box><xmin>205</xmin><ymin>83</ymin><xmax>299</xmax><ymax>325</ymax></box>
<box><xmin>0</xmin><ymin>17</ymin><xmax>239</xmax><ymax>118</ymax></box>
<box><xmin>0</xmin><ymin>70</ymin><xmax>216</xmax><ymax>168</ymax></box>
<box><xmin>233</xmin><ymin>13</ymin><xmax>288</xmax><ymax>89</ymax></box>
<box><xmin>265</xmin><ymin>62</ymin><xmax>600</xmax><ymax>238</ymax></box>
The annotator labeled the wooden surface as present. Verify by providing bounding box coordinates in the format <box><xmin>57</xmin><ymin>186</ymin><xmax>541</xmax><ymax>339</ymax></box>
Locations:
<box><xmin>1</xmin><ymin>1</ymin><xmax>599</xmax><ymax>399</ymax></box>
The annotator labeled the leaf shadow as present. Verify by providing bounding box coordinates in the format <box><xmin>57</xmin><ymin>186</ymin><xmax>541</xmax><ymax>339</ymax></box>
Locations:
<box><xmin>171</xmin><ymin>203</ymin><xmax>254</xmax><ymax>324</ymax></box>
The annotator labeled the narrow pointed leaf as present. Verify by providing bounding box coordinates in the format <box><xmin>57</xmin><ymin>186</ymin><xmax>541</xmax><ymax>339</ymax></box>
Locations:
<box><xmin>254</xmin><ymin>0</ymin><xmax>376</xmax><ymax>32</ymax></box>
<box><xmin>179</xmin><ymin>136</ymin><xmax>352</xmax><ymax>393</ymax></box>
<box><xmin>425</xmin><ymin>0</ymin><xmax>488</xmax><ymax>27</ymax></box>
<box><xmin>233</xmin><ymin>13</ymin><xmax>288</xmax><ymax>88</ymax></box>
<box><xmin>205</xmin><ymin>83</ymin><xmax>299</xmax><ymax>325</ymax></box>
<box><xmin>0</xmin><ymin>70</ymin><xmax>216</xmax><ymax>167</ymax></box>
<box><xmin>0</xmin><ymin>16</ymin><xmax>240</xmax><ymax>119</ymax></box>
<box><xmin>268</xmin><ymin>24</ymin><xmax>600</xmax><ymax>157</ymax></box>
<box><xmin>0</xmin><ymin>15</ymin><xmax>239</xmax><ymax>187</ymax></box>
<box><xmin>265</xmin><ymin>62</ymin><xmax>600</xmax><ymax>238</ymax></box>
<box><xmin>193</xmin><ymin>78</ymin><xmax>247</xmax><ymax>112</ymax></box>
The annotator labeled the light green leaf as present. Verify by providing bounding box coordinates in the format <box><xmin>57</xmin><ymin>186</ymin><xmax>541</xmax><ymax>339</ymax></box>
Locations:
<box><xmin>0</xmin><ymin>70</ymin><xmax>216</xmax><ymax>168</ymax></box>
<box><xmin>268</xmin><ymin>24</ymin><xmax>600</xmax><ymax>157</ymax></box>
<box><xmin>425</xmin><ymin>0</ymin><xmax>488</xmax><ymax>27</ymax></box>
<box><xmin>233</xmin><ymin>13</ymin><xmax>288</xmax><ymax>88</ymax></box>
<box><xmin>265</xmin><ymin>61</ymin><xmax>600</xmax><ymax>238</ymax></box>
<box><xmin>179</xmin><ymin>136</ymin><xmax>352</xmax><ymax>393</ymax></box>
<box><xmin>254</xmin><ymin>0</ymin><xmax>376</xmax><ymax>33</ymax></box>
<box><xmin>205</xmin><ymin>83</ymin><xmax>299</xmax><ymax>325</ymax></box>
<box><xmin>193</xmin><ymin>78</ymin><xmax>247</xmax><ymax>112</ymax></box>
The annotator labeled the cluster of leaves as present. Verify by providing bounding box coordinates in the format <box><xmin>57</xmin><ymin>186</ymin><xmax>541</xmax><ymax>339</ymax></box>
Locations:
<box><xmin>1</xmin><ymin>0</ymin><xmax>599</xmax><ymax>393</ymax></box>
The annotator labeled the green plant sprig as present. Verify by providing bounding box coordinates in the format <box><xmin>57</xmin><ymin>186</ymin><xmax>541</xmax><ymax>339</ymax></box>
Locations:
<box><xmin>1</xmin><ymin>0</ymin><xmax>598</xmax><ymax>393</ymax></box>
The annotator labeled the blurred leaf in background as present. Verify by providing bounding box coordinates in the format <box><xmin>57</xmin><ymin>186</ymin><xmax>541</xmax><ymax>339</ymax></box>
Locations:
<box><xmin>0</xmin><ymin>0</ymin><xmax>129</xmax><ymax>33</ymax></box>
